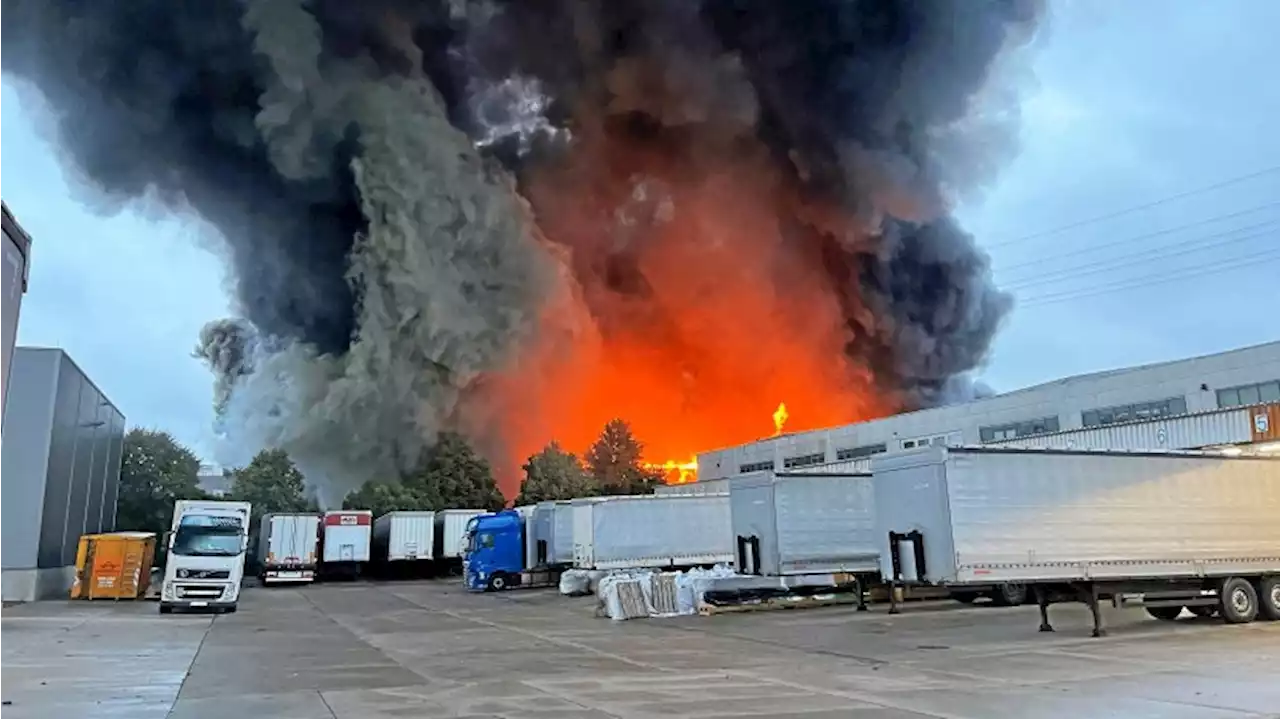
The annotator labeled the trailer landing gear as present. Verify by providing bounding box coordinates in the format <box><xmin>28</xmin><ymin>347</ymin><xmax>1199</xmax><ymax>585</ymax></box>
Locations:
<box><xmin>1033</xmin><ymin>583</ymin><xmax>1108</xmax><ymax>637</ymax></box>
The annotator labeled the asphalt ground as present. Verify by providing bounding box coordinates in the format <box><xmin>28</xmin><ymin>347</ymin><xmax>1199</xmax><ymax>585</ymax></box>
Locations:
<box><xmin>3</xmin><ymin>579</ymin><xmax>1278</xmax><ymax>718</ymax></box>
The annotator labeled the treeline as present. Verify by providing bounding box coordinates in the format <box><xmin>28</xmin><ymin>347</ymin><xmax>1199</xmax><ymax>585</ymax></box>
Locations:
<box><xmin>115</xmin><ymin>418</ymin><xmax>665</xmax><ymax>535</ymax></box>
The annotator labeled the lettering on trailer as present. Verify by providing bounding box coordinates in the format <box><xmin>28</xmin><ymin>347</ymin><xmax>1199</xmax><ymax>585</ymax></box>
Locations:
<box><xmin>324</xmin><ymin>513</ymin><xmax>371</xmax><ymax>526</ymax></box>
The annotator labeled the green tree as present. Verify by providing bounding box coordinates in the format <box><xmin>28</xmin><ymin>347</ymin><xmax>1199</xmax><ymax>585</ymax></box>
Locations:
<box><xmin>414</xmin><ymin>432</ymin><xmax>506</xmax><ymax>510</ymax></box>
<box><xmin>229</xmin><ymin>448</ymin><xmax>315</xmax><ymax>524</ymax></box>
<box><xmin>115</xmin><ymin>429</ymin><xmax>207</xmax><ymax>535</ymax></box>
<box><xmin>341</xmin><ymin>432</ymin><xmax>504</xmax><ymax>513</ymax></box>
<box><xmin>515</xmin><ymin>441</ymin><xmax>597</xmax><ymax>505</ymax></box>
<box><xmin>342</xmin><ymin>480</ymin><xmax>433</xmax><ymax>517</ymax></box>
<box><xmin>585</xmin><ymin>419</ymin><xmax>663</xmax><ymax>495</ymax></box>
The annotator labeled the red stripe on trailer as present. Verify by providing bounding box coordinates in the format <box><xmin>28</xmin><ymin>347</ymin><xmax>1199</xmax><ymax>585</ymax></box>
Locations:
<box><xmin>324</xmin><ymin>511</ymin><xmax>372</xmax><ymax>526</ymax></box>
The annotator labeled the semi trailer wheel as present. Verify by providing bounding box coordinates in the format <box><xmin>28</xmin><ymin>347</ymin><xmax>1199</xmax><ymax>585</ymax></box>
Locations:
<box><xmin>991</xmin><ymin>583</ymin><xmax>1028</xmax><ymax>607</ymax></box>
<box><xmin>1219</xmin><ymin>577</ymin><xmax>1258</xmax><ymax>624</ymax></box>
<box><xmin>1144</xmin><ymin>606</ymin><xmax>1183</xmax><ymax>621</ymax></box>
<box><xmin>1257</xmin><ymin>576</ymin><xmax>1280</xmax><ymax>621</ymax></box>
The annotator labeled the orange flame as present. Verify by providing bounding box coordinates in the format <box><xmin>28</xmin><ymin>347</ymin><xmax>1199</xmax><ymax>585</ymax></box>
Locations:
<box><xmin>474</xmin><ymin>112</ymin><xmax>896</xmax><ymax>495</ymax></box>
<box><xmin>772</xmin><ymin>402</ymin><xmax>789</xmax><ymax>436</ymax></box>
<box><xmin>645</xmin><ymin>457</ymin><xmax>698</xmax><ymax>485</ymax></box>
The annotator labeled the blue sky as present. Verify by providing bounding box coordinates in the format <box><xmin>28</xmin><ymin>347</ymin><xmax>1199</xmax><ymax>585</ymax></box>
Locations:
<box><xmin>3</xmin><ymin>1</ymin><xmax>1278</xmax><ymax>464</ymax></box>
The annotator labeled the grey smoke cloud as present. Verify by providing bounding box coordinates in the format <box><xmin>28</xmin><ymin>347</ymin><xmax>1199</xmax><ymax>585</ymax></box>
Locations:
<box><xmin>3</xmin><ymin>0</ymin><xmax>1043</xmax><ymax>501</ymax></box>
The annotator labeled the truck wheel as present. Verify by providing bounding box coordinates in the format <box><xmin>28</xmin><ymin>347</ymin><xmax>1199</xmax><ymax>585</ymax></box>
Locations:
<box><xmin>1219</xmin><ymin>577</ymin><xmax>1259</xmax><ymax>624</ymax></box>
<box><xmin>1144</xmin><ymin>606</ymin><xmax>1183</xmax><ymax>621</ymax></box>
<box><xmin>991</xmin><ymin>583</ymin><xmax>1028</xmax><ymax>607</ymax></box>
<box><xmin>1257</xmin><ymin>576</ymin><xmax>1280</xmax><ymax>621</ymax></box>
<box><xmin>487</xmin><ymin>573</ymin><xmax>509</xmax><ymax>592</ymax></box>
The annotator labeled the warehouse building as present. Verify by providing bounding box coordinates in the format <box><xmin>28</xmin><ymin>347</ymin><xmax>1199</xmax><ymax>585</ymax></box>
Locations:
<box><xmin>2</xmin><ymin>347</ymin><xmax>126</xmax><ymax>602</ymax></box>
<box><xmin>2</xmin><ymin>201</ymin><xmax>34</xmax><ymax>426</ymax></box>
<box><xmin>686</xmin><ymin>341</ymin><xmax>1280</xmax><ymax>491</ymax></box>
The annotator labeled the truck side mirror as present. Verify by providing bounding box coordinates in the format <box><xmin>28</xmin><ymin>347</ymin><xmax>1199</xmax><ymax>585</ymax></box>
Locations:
<box><xmin>164</xmin><ymin>531</ymin><xmax>174</xmax><ymax>550</ymax></box>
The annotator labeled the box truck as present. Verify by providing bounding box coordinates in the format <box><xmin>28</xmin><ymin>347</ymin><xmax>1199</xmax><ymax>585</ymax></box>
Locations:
<box><xmin>463</xmin><ymin>501</ymin><xmax>577</xmax><ymax>591</ymax></box>
<box><xmin>257</xmin><ymin>513</ymin><xmax>321</xmax><ymax>584</ymax></box>
<box><xmin>572</xmin><ymin>494</ymin><xmax>733</xmax><ymax>570</ymax></box>
<box><xmin>373</xmin><ymin>511</ymin><xmax>435</xmax><ymax>562</ymax></box>
<box><xmin>160</xmin><ymin>500</ymin><xmax>251</xmax><ymax>614</ymax></box>
<box><xmin>320</xmin><ymin>510</ymin><xmax>372</xmax><ymax>578</ymax></box>
<box><xmin>874</xmin><ymin>446</ymin><xmax>1280</xmax><ymax>636</ymax></box>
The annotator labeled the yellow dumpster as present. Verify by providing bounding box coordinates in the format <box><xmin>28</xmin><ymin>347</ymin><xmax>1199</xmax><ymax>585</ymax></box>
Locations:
<box><xmin>70</xmin><ymin>532</ymin><xmax>157</xmax><ymax>600</ymax></box>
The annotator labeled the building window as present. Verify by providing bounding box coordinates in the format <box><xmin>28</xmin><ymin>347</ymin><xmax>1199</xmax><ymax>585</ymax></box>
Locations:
<box><xmin>979</xmin><ymin>416</ymin><xmax>1061</xmax><ymax>443</ymax></box>
<box><xmin>739</xmin><ymin>460</ymin><xmax>775</xmax><ymax>473</ymax></box>
<box><xmin>1081</xmin><ymin>396</ymin><xmax>1188</xmax><ymax>427</ymax></box>
<box><xmin>782</xmin><ymin>452</ymin><xmax>825</xmax><ymax>469</ymax></box>
<box><xmin>835</xmin><ymin>443</ymin><xmax>887</xmax><ymax>461</ymax></box>
<box><xmin>1218</xmin><ymin>380</ymin><xmax>1280</xmax><ymax>408</ymax></box>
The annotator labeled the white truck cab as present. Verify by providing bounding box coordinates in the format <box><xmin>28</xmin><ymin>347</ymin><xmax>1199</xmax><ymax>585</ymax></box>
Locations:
<box><xmin>160</xmin><ymin>500</ymin><xmax>251</xmax><ymax>614</ymax></box>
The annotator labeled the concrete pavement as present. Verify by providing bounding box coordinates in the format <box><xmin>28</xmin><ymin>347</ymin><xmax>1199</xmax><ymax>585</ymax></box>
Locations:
<box><xmin>3</xmin><ymin>580</ymin><xmax>1278</xmax><ymax>717</ymax></box>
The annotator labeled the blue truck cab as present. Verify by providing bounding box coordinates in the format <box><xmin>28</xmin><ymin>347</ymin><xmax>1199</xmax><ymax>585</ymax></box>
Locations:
<box><xmin>463</xmin><ymin>510</ymin><xmax>525</xmax><ymax>591</ymax></box>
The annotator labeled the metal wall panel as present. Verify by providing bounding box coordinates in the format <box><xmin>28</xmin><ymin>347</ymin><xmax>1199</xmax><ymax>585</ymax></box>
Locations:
<box><xmin>2</xmin><ymin>202</ymin><xmax>32</xmax><ymax>424</ymax></box>
<box><xmin>988</xmin><ymin>406</ymin><xmax>1253</xmax><ymax>451</ymax></box>
<box><xmin>2</xmin><ymin>348</ymin><xmax>125</xmax><ymax>571</ymax></box>
<box><xmin>38</xmin><ymin>353</ymin><xmax>80</xmax><ymax>568</ymax></box>
<box><xmin>0</xmin><ymin>350</ymin><xmax>58</xmax><ymax>571</ymax></box>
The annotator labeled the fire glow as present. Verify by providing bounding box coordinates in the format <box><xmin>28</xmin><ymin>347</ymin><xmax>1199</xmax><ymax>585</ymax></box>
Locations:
<box><xmin>481</xmin><ymin>127</ymin><xmax>899</xmax><ymax>492</ymax></box>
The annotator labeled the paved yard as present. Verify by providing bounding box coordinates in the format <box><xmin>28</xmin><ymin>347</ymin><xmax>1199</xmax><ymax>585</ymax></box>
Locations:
<box><xmin>3</xmin><ymin>581</ymin><xmax>1278</xmax><ymax>718</ymax></box>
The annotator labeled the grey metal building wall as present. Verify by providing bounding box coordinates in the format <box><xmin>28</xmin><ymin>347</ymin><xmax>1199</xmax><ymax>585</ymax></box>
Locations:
<box><xmin>1</xmin><ymin>348</ymin><xmax>125</xmax><ymax>574</ymax></box>
<box><xmin>2</xmin><ymin>201</ymin><xmax>33</xmax><ymax>425</ymax></box>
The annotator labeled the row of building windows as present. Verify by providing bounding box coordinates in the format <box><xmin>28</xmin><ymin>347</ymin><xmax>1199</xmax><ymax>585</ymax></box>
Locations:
<box><xmin>782</xmin><ymin>452</ymin><xmax>826</xmax><ymax>469</ymax></box>
<box><xmin>835</xmin><ymin>443</ymin><xmax>887</xmax><ymax>460</ymax></box>
<box><xmin>1082</xmin><ymin>396</ymin><xmax>1187</xmax><ymax>427</ymax></box>
<box><xmin>1218</xmin><ymin>380</ymin><xmax>1280</xmax><ymax>408</ymax></box>
<box><xmin>979</xmin><ymin>416</ymin><xmax>1060</xmax><ymax>443</ymax></box>
<box><xmin>738</xmin><ymin>460</ymin><xmax>775</xmax><ymax>473</ymax></box>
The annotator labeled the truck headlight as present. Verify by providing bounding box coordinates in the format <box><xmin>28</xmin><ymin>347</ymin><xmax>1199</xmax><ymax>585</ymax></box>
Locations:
<box><xmin>177</xmin><ymin>568</ymin><xmax>190</xmax><ymax>579</ymax></box>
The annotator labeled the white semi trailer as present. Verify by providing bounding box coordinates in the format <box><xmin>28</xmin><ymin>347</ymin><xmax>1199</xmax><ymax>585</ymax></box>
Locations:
<box><xmin>874</xmin><ymin>446</ymin><xmax>1280</xmax><ymax>636</ymax></box>
<box><xmin>571</xmin><ymin>494</ymin><xmax>733</xmax><ymax>570</ymax></box>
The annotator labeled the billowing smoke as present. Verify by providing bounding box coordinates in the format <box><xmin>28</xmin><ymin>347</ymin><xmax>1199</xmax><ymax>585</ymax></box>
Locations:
<box><xmin>3</xmin><ymin>0</ymin><xmax>1042</xmax><ymax>502</ymax></box>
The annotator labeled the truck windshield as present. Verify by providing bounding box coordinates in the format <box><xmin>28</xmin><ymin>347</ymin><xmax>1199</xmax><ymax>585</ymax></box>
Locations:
<box><xmin>172</xmin><ymin>515</ymin><xmax>244</xmax><ymax>557</ymax></box>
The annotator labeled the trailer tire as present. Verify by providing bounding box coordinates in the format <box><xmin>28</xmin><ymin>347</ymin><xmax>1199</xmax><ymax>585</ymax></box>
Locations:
<box><xmin>487</xmin><ymin>573</ymin><xmax>509</xmax><ymax>592</ymax></box>
<box><xmin>990</xmin><ymin>583</ymin><xmax>1028</xmax><ymax>607</ymax></box>
<box><xmin>1219</xmin><ymin>577</ymin><xmax>1258</xmax><ymax>624</ymax></box>
<box><xmin>1145</xmin><ymin>606</ymin><xmax>1183</xmax><ymax>621</ymax></box>
<box><xmin>1257</xmin><ymin>576</ymin><xmax>1280</xmax><ymax>621</ymax></box>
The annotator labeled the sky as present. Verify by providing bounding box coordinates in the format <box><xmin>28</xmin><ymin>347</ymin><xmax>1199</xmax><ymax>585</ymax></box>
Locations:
<box><xmin>2</xmin><ymin>0</ymin><xmax>1279</xmax><ymax>465</ymax></box>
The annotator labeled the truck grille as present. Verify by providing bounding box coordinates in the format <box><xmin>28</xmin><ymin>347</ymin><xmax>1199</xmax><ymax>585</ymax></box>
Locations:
<box><xmin>176</xmin><ymin>569</ymin><xmax>231</xmax><ymax>580</ymax></box>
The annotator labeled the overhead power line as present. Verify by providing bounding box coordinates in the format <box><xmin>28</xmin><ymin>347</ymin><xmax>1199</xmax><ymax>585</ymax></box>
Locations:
<box><xmin>1015</xmin><ymin>241</ymin><xmax>1280</xmax><ymax>308</ymax></box>
<box><xmin>1000</xmin><ymin>220</ymin><xmax>1280</xmax><ymax>291</ymax></box>
<box><xmin>986</xmin><ymin>165</ymin><xmax>1280</xmax><ymax>249</ymax></box>
<box><xmin>993</xmin><ymin>201</ymin><xmax>1280</xmax><ymax>273</ymax></box>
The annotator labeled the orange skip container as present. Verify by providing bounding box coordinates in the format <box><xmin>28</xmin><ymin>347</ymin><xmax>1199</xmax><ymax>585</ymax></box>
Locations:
<box><xmin>70</xmin><ymin>532</ymin><xmax>157</xmax><ymax>600</ymax></box>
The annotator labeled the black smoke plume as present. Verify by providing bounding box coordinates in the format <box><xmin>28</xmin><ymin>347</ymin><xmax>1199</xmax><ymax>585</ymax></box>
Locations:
<box><xmin>2</xmin><ymin>0</ymin><xmax>1042</xmax><ymax>501</ymax></box>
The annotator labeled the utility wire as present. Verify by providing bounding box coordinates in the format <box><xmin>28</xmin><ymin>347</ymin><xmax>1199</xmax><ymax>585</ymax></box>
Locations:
<box><xmin>986</xmin><ymin>165</ymin><xmax>1280</xmax><ymax>249</ymax></box>
<box><xmin>993</xmin><ymin>201</ymin><xmax>1280</xmax><ymax>273</ymax></box>
<box><xmin>1016</xmin><ymin>242</ymin><xmax>1280</xmax><ymax>308</ymax></box>
<box><xmin>1001</xmin><ymin>220</ymin><xmax>1280</xmax><ymax>290</ymax></box>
